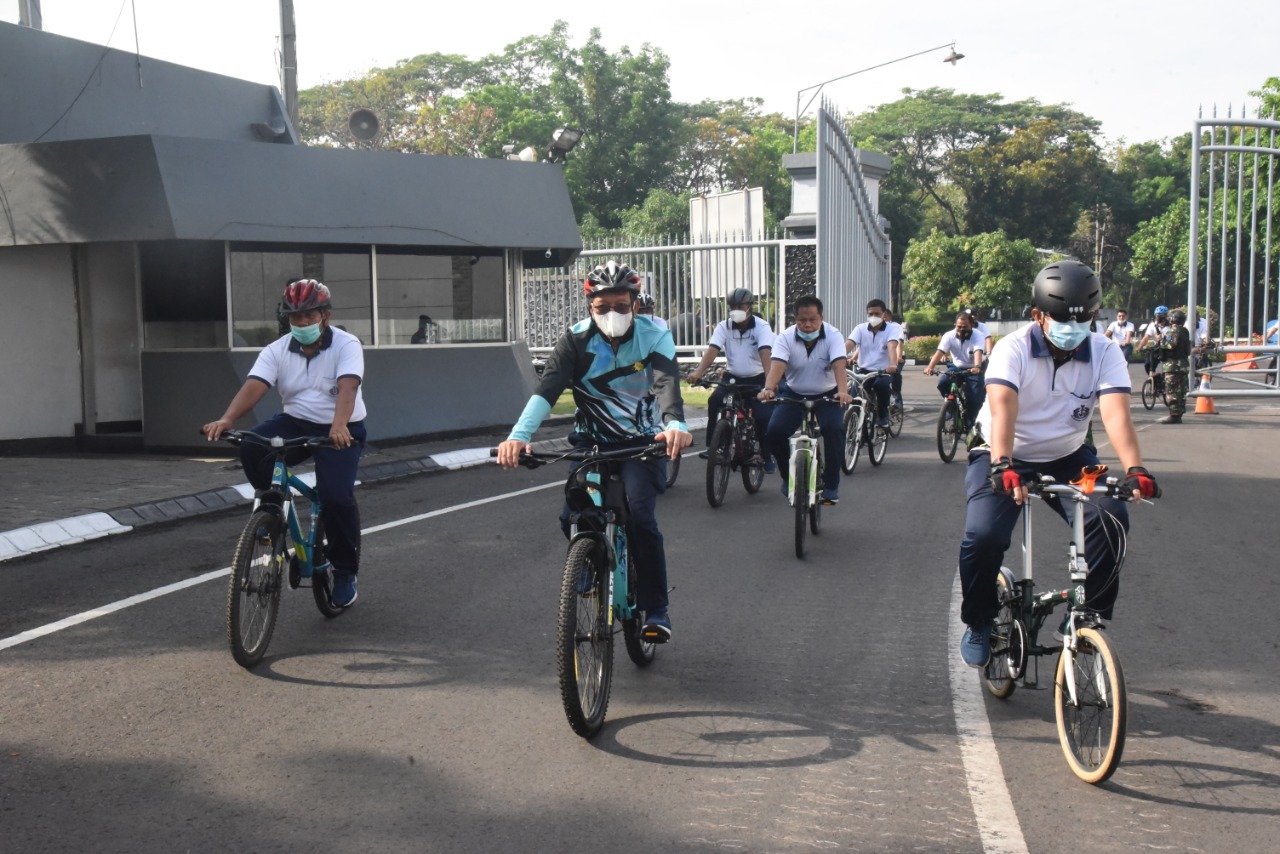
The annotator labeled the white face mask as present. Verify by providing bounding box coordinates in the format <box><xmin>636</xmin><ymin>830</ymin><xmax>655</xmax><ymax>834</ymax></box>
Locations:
<box><xmin>868</xmin><ymin>315</ymin><xmax>884</xmax><ymax>328</ymax></box>
<box><xmin>593</xmin><ymin>311</ymin><xmax>633</xmax><ymax>338</ymax></box>
<box><xmin>729</xmin><ymin>309</ymin><xmax>748</xmax><ymax>324</ymax></box>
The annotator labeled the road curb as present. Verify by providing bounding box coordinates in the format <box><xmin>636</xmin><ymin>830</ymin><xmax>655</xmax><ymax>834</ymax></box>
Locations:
<box><xmin>0</xmin><ymin>416</ymin><xmax>710</xmax><ymax>563</ymax></box>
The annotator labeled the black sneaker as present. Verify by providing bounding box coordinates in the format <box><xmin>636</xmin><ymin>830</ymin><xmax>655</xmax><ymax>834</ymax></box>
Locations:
<box><xmin>698</xmin><ymin>449</ymin><xmax>710</xmax><ymax>460</ymax></box>
<box><xmin>640</xmin><ymin>609</ymin><xmax>672</xmax><ymax>643</ymax></box>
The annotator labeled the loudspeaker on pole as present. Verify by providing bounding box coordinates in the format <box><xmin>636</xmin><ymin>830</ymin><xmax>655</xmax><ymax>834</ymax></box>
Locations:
<box><xmin>349</xmin><ymin>109</ymin><xmax>380</xmax><ymax>141</ymax></box>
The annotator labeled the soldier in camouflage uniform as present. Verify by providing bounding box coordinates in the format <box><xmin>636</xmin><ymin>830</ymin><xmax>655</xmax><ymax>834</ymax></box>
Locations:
<box><xmin>1158</xmin><ymin>308</ymin><xmax>1192</xmax><ymax>423</ymax></box>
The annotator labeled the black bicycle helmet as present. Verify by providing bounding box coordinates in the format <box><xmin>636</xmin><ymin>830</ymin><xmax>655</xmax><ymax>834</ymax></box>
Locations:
<box><xmin>1031</xmin><ymin>261</ymin><xmax>1101</xmax><ymax>322</ymax></box>
<box><xmin>727</xmin><ymin>287</ymin><xmax>754</xmax><ymax>306</ymax></box>
<box><xmin>583</xmin><ymin>261</ymin><xmax>641</xmax><ymax>296</ymax></box>
<box><xmin>1170</xmin><ymin>309</ymin><xmax>1187</xmax><ymax>324</ymax></box>
<box><xmin>636</xmin><ymin>293</ymin><xmax>656</xmax><ymax>313</ymax></box>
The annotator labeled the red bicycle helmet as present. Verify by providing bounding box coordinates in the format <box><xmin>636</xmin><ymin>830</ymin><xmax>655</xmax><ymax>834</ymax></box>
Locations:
<box><xmin>583</xmin><ymin>261</ymin><xmax>641</xmax><ymax>297</ymax></box>
<box><xmin>281</xmin><ymin>278</ymin><xmax>332</xmax><ymax>313</ymax></box>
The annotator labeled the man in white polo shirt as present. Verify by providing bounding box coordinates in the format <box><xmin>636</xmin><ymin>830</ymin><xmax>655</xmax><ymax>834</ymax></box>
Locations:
<box><xmin>1104</xmin><ymin>309</ymin><xmax>1135</xmax><ymax>361</ymax></box>
<box><xmin>956</xmin><ymin>261</ymin><xmax>1162</xmax><ymax>668</ymax></box>
<box><xmin>690</xmin><ymin>288</ymin><xmax>775</xmax><ymax>471</ymax></box>
<box><xmin>845</xmin><ymin>299</ymin><xmax>901</xmax><ymax>428</ymax></box>
<box><xmin>758</xmin><ymin>295</ymin><xmax>852</xmax><ymax>504</ymax></box>
<box><xmin>923</xmin><ymin>311</ymin><xmax>987</xmax><ymax>429</ymax></box>
<box><xmin>203</xmin><ymin>279</ymin><xmax>367</xmax><ymax>609</ymax></box>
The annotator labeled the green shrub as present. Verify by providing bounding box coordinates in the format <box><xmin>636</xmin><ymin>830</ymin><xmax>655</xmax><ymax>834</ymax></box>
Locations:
<box><xmin>903</xmin><ymin>336</ymin><xmax>941</xmax><ymax>362</ymax></box>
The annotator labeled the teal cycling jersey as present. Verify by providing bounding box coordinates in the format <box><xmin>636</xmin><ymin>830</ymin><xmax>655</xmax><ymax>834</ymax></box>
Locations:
<box><xmin>511</xmin><ymin>315</ymin><xmax>687</xmax><ymax>444</ymax></box>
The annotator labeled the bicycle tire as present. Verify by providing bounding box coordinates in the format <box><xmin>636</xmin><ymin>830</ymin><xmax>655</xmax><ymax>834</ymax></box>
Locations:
<box><xmin>841</xmin><ymin>404</ymin><xmax>862</xmax><ymax>475</ymax></box>
<box><xmin>705</xmin><ymin>419</ymin><xmax>734</xmax><ymax>508</ymax></box>
<box><xmin>887</xmin><ymin>397</ymin><xmax>904</xmax><ymax>438</ymax></box>
<box><xmin>741</xmin><ymin>422</ymin><xmax>765</xmax><ymax>494</ymax></box>
<box><xmin>622</xmin><ymin>552</ymin><xmax>656</xmax><ymax>667</ymax></box>
<box><xmin>1054</xmin><ymin>625</ymin><xmax>1127</xmax><ymax>784</ymax></box>
<box><xmin>227</xmin><ymin>510</ymin><xmax>285</xmax><ymax>669</ymax></box>
<box><xmin>936</xmin><ymin>399</ymin><xmax>961</xmax><ymax>463</ymax></box>
<box><xmin>664</xmin><ymin>450</ymin><xmax>681</xmax><ymax>488</ymax></box>
<box><xmin>983</xmin><ymin>570</ymin><xmax>1022</xmax><ymax>699</ymax></box>
<box><xmin>1140</xmin><ymin>377</ymin><xmax>1155</xmax><ymax>411</ymax></box>
<box><xmin>557</xmin><ymin>538</ymin><xmax>615</xmax><ymax>738</ymax></box>
<box><xmin>868</xmin><ymin>420</ymin><xmax>887</xmax><ymax>466</ymax></box>
<box><xmin>793</xmin><ymin>453</ymin><xmax>809</xmax><ymax>558</ymax></box>
<box><xmin>309</xmin><ymin>517</ymin><xmax>345</xmax><ymax>618</ymax></box>
<box><xmin>809</xmin><ymin>442</ymin><xmax>822</xmax><ymax>535</ymax></box>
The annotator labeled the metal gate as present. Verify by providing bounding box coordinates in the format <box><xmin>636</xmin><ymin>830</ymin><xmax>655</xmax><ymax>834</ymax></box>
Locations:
<box><xmin>1187</xmin><ymin>108</ymin><xmax>1280</xmax><ymax>397</ymax></box>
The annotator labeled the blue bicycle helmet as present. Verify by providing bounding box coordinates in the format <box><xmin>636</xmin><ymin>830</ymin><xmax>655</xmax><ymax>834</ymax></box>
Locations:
<box><xmin>1154</xmin><ymin>305</ymin><xmax>1169</xmax><ymax>316</ymax></box>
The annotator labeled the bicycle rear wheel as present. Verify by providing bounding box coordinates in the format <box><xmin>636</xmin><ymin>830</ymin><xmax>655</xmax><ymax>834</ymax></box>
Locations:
<box><xmin>1140</xmin><ymin>377</ymin><xmax>1155</xmax><ymax>410</ymax></box>
<box><xmin>793</xmin><ymin>453</ymin><xmax>809</xmax><ymax>558</ymax></box>
<box><xmin>308</xmin><ymin>517</ymin><xmax>346</xmax><ymax>618</ymax></box>
<box><xmin>841</xmin><ymin>404</ymin><xmax>862</xmax><ymax>475</ymax></box>
<box><xmin>868</xmin><ymin>420</ymin><xmax>887</xmax><ymax>466</ymax></box>
<box><xmin>622</xmin><ymin>552</ymin><xmax>656</xmax><ymax>667</ymax></box>
<box><xmin>1054</xmin><ymin>625</ymin><xmax>1127</xmax><ymax>784</ymax></box>
<box><xmin>741</xmin><ymin>424</ymin><xmax>765</xmax><ymax>494</ymax></box>
<box><xmin>227</xmin><ymin>510</ymin><xmax>285</xmax><ymax>668</ymax></box>
<box><xmin>705</xmin><ymin>419</ymin><xmax>734</xmax><ymax>508</ymax></box>
<box><xmin>983</xmin><ymin>570</ymin><xmax>1023</xmax><ymax>699</ymax></box>
<box><xmin>936</xmin><ymin>399</ymin><xmax>960</xmax><ymax>462</ymax></box>
<box><xmin>665</xmin><ymin>449</ymin><xmax>681</xmax><ymax>487</ymax></box>
<box><xmin>887</xmin><ymin>397</ymin><xmax>904</xmax><ymax>437</ymax></box>
<box><xmin>557</xmin><ymin>538</ymin><xmax>615</xmax><ymax>738</ymax></box>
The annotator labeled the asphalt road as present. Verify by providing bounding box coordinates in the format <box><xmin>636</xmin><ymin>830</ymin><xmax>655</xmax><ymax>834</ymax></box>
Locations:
<box><xmin>3</xmin><ymin>402</ymin><xmax>1279</xmax><ymax>852</ymax></box>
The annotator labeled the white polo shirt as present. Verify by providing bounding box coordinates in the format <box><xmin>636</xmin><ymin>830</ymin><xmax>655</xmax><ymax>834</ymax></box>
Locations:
<box><xmin>772</xmin><ymin>322</ymin><xmax>845</xmax><ymax>395</ymax></box>
<box><xmin>249</xmin><ymin>327</ymin><xmax>367</xmax><ymax>425</ymax></box>
<box><xmin>709</xmin><ymin>315</ymin><xmax>775</xmax><ymax>376</ymax></box>
<box><xmin>1105</xmin><ymin>320</ymin><xmax>1134</xmax><ymax>346</ymax></box>
<box><xmin>1195</xmin><ymin>317</ymin><xmax>1209</xmax><ymax>345</ymax></box>
<box><xmin>846</xmin><ymin>322</ymin><xmax>895</xmax><ymax>370</ymax></box>
<box><xmin>936</xmin><ymin>329</ymin><xmax>988</xmax><ymax>368</ymax></box>
<box><xmin>975</xmin><ymin>323</ymin><xmax>1129</xmax><ymax>462</ymax></box>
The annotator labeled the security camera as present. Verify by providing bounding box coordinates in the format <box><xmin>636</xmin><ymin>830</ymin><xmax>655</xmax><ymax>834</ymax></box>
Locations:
<box><xmin>545</xmin><ymin>248</ymin><xmax>553</xmax><ymax>260</ymax></box>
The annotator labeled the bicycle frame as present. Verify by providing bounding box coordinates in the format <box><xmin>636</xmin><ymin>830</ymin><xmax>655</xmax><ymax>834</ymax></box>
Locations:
<box><xmin>565</xmin><ymin>462</ymin><xmax>637</xmax><ymax>626</ymax></box>
<box><xmin>259</xmin><ymin>462</ymin><xmax>326</xmax><ymax>579</ymax></box>
<box><xmin>942</xmin><ymin>370</ymin><xmax>972</xmax><ymax>427</ymax></box>
<box><xmin>783</xmin><ymin>402</ymin><xmax>823</xmax><ymax>507</ymax></box>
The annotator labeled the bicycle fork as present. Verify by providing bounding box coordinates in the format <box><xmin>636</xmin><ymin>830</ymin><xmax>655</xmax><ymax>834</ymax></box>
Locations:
<box><xmin>788</xmin><ymin>435</ymin><xmax>815</xmax><ymax>506</ymax></box>
<box><xmin>1060</xmin><ymin>494</ymin><xmax>1097</xmax><ymax>709</ymax></box>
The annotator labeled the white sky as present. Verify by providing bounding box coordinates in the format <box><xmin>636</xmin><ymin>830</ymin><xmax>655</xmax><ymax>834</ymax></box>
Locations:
<box><xmin>6</xmin><ymin>0</ymin><xmax>1277</xmax><ymax>145</ymax></box>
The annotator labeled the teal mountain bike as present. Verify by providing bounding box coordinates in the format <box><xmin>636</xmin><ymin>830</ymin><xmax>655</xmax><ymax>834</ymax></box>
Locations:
<box><xmin>222</xmin><ymin>430</ymin><xmax>347</xmax><ymax>668</ymax></box>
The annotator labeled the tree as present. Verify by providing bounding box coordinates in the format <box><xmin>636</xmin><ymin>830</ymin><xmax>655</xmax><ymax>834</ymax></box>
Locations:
<box><xmin>1128</xmin><ymin>198</ymin><xmax>1190</xmax><ymax>310</ymax></box>
<box><xmin>903</xmin><ymin>228</ymin><xmax>1039</xmax><ymax>314</ymax></box>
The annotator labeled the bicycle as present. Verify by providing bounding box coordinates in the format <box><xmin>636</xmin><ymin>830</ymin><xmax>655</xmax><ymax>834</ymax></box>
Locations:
<box><xmin>934</xmin><ymin>367</ymin><xmax>978</xmax><ymax>463</ymax></box>
<box><xmin>696</xmin><ymin>375</ymin><xmax>766</xmax><ymax>507</ymax></box>
<box><xmin>1140</xmin><ymin>371</ymin><xmax>1168</xmax><ymax>411</ymax></box>
<box><xmin>980</xmin><ymin>466</ymin><xmax>1143</xmax><ymax>784</ymax></box>
<box><xmin>841</xmin><ymin>368</ymin><xmax>889</xmax><ymax>474</ymax></box>
<box><xmin>769</xmin><ymin>393</ymin><xmax>837</xmax><ymax>558</ymax></box>
<box><xmin>493</xmin><ymin>441</ymin><xmax>669</xmax><ymax>739</ymax></box>
<box><xmin>887</xmin><ymin>386</ymin><xmax>905</xmax><ymax>438</ymax></box>
<box><xmin>220</xmin><ymin>430</ymin><xmax>348</xmax><ymax>669</ymax></box>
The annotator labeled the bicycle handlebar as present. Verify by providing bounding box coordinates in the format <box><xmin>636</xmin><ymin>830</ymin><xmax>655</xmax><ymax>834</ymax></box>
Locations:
<box><xmin>489</xmin><ymin>442</ymin><xmax>671</xmax><ymax>469</ymax></box>
<box><xmin>219</xmin><ymin>429</ymin><xmax>335</xmax><ymax>451</ymax></box>
<box><xmin>1023</xmin><ymin>468</ymin><xmax>1144</xmax><ymax>503</ymax></box>
<box><xmin>764</xmin><ymin>393</ymin><xmax>841</xmax><ymax>408</ymax></box>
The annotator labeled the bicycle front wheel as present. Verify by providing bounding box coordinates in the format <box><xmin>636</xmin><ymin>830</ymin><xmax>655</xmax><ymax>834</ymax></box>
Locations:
<box><xmin>1054</xmin><ymin>626</ymin><xmax>1127</xmax><ymax>784</ymax></box>
<box><xmin>741</xmin><ymin>425</ymin><xmax>765</xmax><ymax>494</ymax></box>
<box><xmin>841</xmin><ymin>404</ymin><xmax>862</xmax><ymax>475</ymax></box>
<box><xmin>227</xmin><ymin>510</ymin><xmax>285</xmax><ymax>668</ymax></box>
<box><xmin>793</xmin><ymin>453</ymin><xmax>809</xmax><ymax>558</ymax></box>
<box><xmin>809</xmin><ymin>443</ymin><xmax>822</xmax><ymax>534</ymax></box>
<box><xmin>705</xmin><ymin>419</ymin><xmax>734</xmax><ymax>508</ymax></box>
<box><xmin>936</xmin><ymin>400</ymin><xmax>960</xmax><ymax>463</ymax></box>
<box><xmin>1140</xmin><ymin>377</ymin><xmax>1155</xmax><ymax>410</ymax></box>
<box><xmin>868</xmin><ymin>421</ymin><xmax>887</xmax><ymax>466</ymax></box>
<box><xmin>557</xmin><ymin>538</ymin><xmax>615</xmax><ymax>739</ymax></box>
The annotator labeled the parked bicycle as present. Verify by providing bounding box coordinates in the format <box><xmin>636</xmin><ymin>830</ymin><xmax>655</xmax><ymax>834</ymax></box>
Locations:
<box><xmin>220</xmin><ymin>430</ymin><xmax>347</xmax><ymax>669</ymax></box>
<box><xmin>768</xmin><ymin>394</ymin><xmax>837</xmax><ymax>558</ymax></box>
<box><xmin>980</xmin><ymin>466</ymin><xmax>1145</xmax><ymax>784</ymax></box>
<box><xmin>934</xmin><ymin>367</ymin><xmax>977</xmax><ymax>463</ymax></box>
<box><xmin>695</xmin><ymin>374</ymin><xmax>767</xmax><ymax>507</ymax></box>
<box><xmin>492</xmin><ymin>442</ymin><xmax>669</xmax><ymax>739</ymax></box>
<box><xmin>841</xmin><ymin>367</ymin><xmax>889</xmax><ymax>474</ymax></box>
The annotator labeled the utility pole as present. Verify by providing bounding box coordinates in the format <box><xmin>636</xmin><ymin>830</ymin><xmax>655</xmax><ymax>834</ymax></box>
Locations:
<box><xmin>19</xmin><ymin>0</ymin><xmax>43</xmax><ymax>29</ymax></box>
<box><xmin>279</xmin><ymin>0</ymin><xmax>298</xmax><ymax>131</ymax></box>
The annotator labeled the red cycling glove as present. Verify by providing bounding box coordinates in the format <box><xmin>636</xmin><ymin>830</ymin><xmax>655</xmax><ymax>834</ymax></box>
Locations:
<box><xmin>988</xmin><ymin>457</ymin><xmax>1021</xmax><ymax>495</ymax></box>
<box><xmin>1123</xmin><ymin>466</ymin><xmax>1161</xmax><ymax>499</ymax></box>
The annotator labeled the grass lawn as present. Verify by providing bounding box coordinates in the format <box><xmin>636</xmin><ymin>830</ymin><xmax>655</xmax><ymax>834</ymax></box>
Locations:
<box><xmin>551</xmin><ymin>384</ymin><xmax>712</xmax><ymax>416</ymax></box>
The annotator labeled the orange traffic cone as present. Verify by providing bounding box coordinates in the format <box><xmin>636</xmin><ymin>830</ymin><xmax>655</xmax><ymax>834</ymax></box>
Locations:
<box><xmin>1193</xmin><ymin>373</ymin><xmax>1217</xmax><ymax>414</ymax></box>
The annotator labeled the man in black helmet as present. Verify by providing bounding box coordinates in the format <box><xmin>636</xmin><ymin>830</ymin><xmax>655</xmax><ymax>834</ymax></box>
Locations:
<box><xmin>689</xmin><ymin>288</ymin><xmax>775</xmax><ymax>471</ymax></box>
<box><xmin>956</xmin><ymin>261</ymin><xmax>1162</xmax><ymax>669</ymax></box>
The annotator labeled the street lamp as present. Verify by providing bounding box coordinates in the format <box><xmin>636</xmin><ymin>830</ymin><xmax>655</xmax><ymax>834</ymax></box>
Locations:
<box><xmin>792</xmin><ymin>42</ymin><xmax>965</xmax><ymax>152</ymax></box>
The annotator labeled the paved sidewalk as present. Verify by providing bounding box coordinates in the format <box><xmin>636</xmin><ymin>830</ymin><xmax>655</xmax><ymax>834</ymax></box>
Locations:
<box><xmin>0</xmin><ymin>413</ymin><xmax>705</xmax><ymax>563</ymax></box>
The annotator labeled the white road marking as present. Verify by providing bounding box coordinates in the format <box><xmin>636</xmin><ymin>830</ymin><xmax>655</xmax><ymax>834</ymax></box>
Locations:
<box><xmin>948</xmin><ymin>571</ymin><xmax>1030</xmax><ymax>854</ymax></box>
<box><xmin>0</xmin><ymin>480</ymin><xmax>562</xmax><ymax>652</ymax></box>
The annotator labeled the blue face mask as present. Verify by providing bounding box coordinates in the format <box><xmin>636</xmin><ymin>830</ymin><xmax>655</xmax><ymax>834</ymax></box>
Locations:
<box><xmin>796</xmin><ymin>327</ymin><xmax>821</xmax><ymax>342</ymax></box>
<box><xmin>290</xmin><ymin>322</ymin><xmax>323</xmax><ymax>346</ymax></box>
<box><xmin>1044</xmin><ymin>319</ymin><xmax>1091</xmax><ymax>351</ymax></box>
